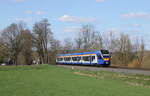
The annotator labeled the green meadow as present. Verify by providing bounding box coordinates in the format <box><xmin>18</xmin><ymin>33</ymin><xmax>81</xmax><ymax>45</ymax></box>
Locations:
<box><xmin>0</xmin><ymin>64</ymin><xmax>150</xmax><ymax>96</ymax></box>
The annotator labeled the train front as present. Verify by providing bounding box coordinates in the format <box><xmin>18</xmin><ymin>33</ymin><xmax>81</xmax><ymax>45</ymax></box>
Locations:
<box><xmin>100</xmin><ymin>50</ymin><xmax>111</xmax><ymax>66</ymax></box>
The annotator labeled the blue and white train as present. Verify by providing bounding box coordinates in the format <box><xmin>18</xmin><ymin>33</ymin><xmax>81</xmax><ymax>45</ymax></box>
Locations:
<box><xmin>56</xmin><ymin>50</ymin><xmax>111</xmax><ymax>67</ymax></box>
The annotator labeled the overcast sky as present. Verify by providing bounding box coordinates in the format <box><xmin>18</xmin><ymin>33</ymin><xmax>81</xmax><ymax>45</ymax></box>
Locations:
<box><xmin>0</xmin><ymin>0</ymin><xmax>150</xmax><ymax>49</ymax></box>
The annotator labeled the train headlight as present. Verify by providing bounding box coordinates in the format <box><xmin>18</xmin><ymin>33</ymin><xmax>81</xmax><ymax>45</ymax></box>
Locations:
<box><xmin>104</xmin><ymin>58</ymin><xmax>109</xmax><ymax>61</ymax></box>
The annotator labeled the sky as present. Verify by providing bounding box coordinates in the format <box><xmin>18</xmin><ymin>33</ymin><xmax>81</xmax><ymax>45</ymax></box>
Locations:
<box><xmin>0</xmin><ymin>0</ymin><xmax>150</xmax><ymax>49</ymax></box>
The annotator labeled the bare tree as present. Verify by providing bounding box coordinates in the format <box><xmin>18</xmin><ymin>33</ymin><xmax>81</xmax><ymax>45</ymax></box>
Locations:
<box><xmin>81</xmin><ymin>25</ymin><xmax>94</xmax><ymax>50</ymax></box>
<box><xmin>1</xmin><ymin>22</ymin><xmax>26</xmax><ymax>65</ymax></box>
<box><xmin>21</xmin><ymin>29</ymin><xmax>33</xmax><ymax>65</ymax></box>
<box><xmin>76</xmin><ymin>24</ymin><xmax>103</xmax><ymax>51</ymax></box>
<box><xmin>107</xmin><ymin>31</ymin><xmax>119</xmax><ymax>52</ymax></box>
<box><xmin>33</xmin><ymin>19</ymin><xmax>53</xmax><ymax>64</ymax></box>
<box><xmin>134</xmin><ymin>38</ymin><xmax>145</xmax><ymax>68</ymax></box>
<box><xmin>105</xmin><ymin>32</ymin><xmax>134</xmax><ymax>66</ymax></box>
<box><xmin>50</xmin><ymin>39</ymin><xmax>62</xmax><ymax>64</ymax></box>
<box><xmin>117</xmin><ymin>33</ymin><xmax>133</xmax><ymax>66</ymax></box>
<box><xmin>91</xmin><ymin>31</ymin><xmax>103</xmax><ymax>50</ymax></box>
<box><xmin>50</xmin><ymin>39</ymin><xmax>62</xmax><ymax>52</ymax></box>
<box><xmin>63</xmin><ymin>38</ymin><xmax>74</xmax><ymax>53</ymax></box>
<box><xmin>75</xmin><ymin>32</ymin><xmax>83</xmax><ymax>50</ymax></box>
<box><xmin>0</xmin><ymin>38</ymin><xmax>8</xmax><ymax>64</ymax></box>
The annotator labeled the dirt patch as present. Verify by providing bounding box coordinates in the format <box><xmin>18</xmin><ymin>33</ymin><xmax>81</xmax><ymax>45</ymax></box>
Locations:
<box><xmin>74</xmin><ymin>71</ymin><xmax>104</xmax><ymax>79</ymax></box>
<box><xmin>126</xmin><ymin>82</ymin><xmax>150</xmax><ymax>88</ymax></box>
<box><xmin>74</xmin><ymin>71</ymin><xmax>150</xmax><ymax>88</ymax></box>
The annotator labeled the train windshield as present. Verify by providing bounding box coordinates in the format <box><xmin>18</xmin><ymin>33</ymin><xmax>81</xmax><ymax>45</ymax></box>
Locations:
<box><xmin>101</xmin><ymin>50</ymin><xmax>110</xmax><ymax>58</ymax></box>
<box><xmin>101</xmin><ymin>50</ymin><xmax>109</xmax><ymax>54</ymax></box>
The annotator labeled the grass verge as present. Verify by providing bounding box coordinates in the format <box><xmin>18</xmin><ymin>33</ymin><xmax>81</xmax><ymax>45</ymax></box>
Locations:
<box><xmin>0</xmin><ymin>64</ymin><xmax>150</xmax><ymax>96</ymax></box>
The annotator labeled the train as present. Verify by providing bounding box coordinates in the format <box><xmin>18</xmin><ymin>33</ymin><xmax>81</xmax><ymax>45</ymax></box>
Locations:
<box><xmin>56</xmin><ymin>50</ymin><xmax>111</xmax><ymax>67</ymax></box>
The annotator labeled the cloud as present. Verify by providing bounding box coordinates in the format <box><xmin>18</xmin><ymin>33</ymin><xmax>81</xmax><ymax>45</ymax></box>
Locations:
<box><xmin>130</xmin><ymin>24</ymin><xmax>142</xmax><ymax>27</ymax></box>
<box><xmin>122</xmin><ymin>12</ymin><xmax>150</xmax><ymax>19</ymax></box>
<box><xmin>96</xmin><ymin>0</ymin><xmax>106</xmax><ymax>3</ymax></box>
<box><xmin>14</xmin><ymin>18</ymin><xmax>32</xmax><ymax>22</ymax></box>
<box><xmin>25</xmin><ymin>10</ymin><xmax>33</xmax><ymax>14</ymax></box>
<box><xmin>58</xmin><ymin>15</ymin><xmax>96</xmax><ymax>23</ymax></box>
<box><xmin>123</xmin><ymin>24</ymin><xmax>142</xmax><ymax>28</ymax></box>
<box><xmin>15</xmin><ymin>0</ymin><xmax>25</xmax><ymax>3</ymax></box>
<box><xmin>25</xmin><ymin>10</ymin><xmax>46</xmax><ymax>15</ymax></box>
<box><xmin>64</xmin><ymin>26</ymin><xmax>80</xmax><ymax>32</ymax></box>
<box><xmin>35</xmin><ymin>11</ymin><xmax>46</xmax><ymax>15</ymax></box>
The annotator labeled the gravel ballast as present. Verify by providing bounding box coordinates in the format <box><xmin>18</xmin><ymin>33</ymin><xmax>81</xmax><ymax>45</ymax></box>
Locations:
<box><xmin>57</xmin><ymin>65</ymin><xmax>150</xmax><ymax>76</ymax></box>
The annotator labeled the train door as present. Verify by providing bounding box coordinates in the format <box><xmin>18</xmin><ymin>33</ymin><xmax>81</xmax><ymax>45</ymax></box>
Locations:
<box><xmin>77</xmin><ymin>56</ymin><xmax>81</xmax><ymax>64</ymax></box>
<box><xmin>91</xmin><ymin>55</ymin><xmax>97</xmax><ymax>65</ymax></box>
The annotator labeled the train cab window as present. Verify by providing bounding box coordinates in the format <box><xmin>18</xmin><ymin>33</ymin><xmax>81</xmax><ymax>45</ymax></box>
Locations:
<box><xmin>101</xmin><ymin>50</ymin><xmax>109</xmax><ymax>54</ymax></box>
<box><xmin>83</xmin><ymin>56</ymin><xmax>90</xmax><ymax>61</ymax></box>
<box><xmin>91</xmin><ymin>56</ymin><xmax>95</xmax><ymax>61</ymax></box>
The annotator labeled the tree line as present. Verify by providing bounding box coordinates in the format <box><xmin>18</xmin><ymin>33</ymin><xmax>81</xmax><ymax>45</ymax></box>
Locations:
<box><xmin>0</xmin><ymin>19</ymin><xmax>145</xmax><ymax>68</ymax></box>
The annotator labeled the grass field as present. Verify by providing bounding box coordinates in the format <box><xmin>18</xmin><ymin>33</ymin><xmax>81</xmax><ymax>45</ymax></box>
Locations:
<box><xmin>0</xmin><ymin>64</ymin><xmax>150</xmax><ymax>96</ymax></box>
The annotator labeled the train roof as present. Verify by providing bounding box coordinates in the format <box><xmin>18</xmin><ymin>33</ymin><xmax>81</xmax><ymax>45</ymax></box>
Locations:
<box><xmin>57</xmin><ymin>51</ymin><xmax>101</xmax><ymax>57</ymax></box>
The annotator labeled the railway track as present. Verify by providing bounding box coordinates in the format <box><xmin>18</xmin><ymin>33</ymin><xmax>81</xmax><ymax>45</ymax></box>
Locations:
<box><xmin>57</xmin><ymin>64</ymin><xmax>150</xmax><ymax>76</ymax></box>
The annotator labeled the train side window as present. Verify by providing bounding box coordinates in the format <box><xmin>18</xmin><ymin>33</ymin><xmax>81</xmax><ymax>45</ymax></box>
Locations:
<box><xmin>72</xmin><ymin>57</ymin><xmax>78</xmax><ymax>61</ymax></box>
<box><xmin>97</xmin><ymin>55</ymin><xmax>102</xmax><ymax>59</ymax></box>
<box><xmin>57</xmin><ymin>58</ymin><xmax>63</xmax><ymax>61</ymax></box>
<box><xmin>77</xmin><ymin>57</ymin><xmax>81</xmax><ymax>61</ymax></box>
<box><xmin>66</xmin><ymin>57</ymin><xmax>71</xmax><ymax>61</ymax></box>
<box><xmin>64</xmin><ymin>57</ymin><xmax>71</xmax><ymax>61</ymax></box>
<box><xmin>72</xmin><ymin>57</ymin><xmax>75</xmax><ymax>61</ymax></box>
<box><xmin>64</xmin><ymin>57</ymin><xmax>67</xmax><ymax>61</ymax></box>
<box><xmin>83</xmin><ymin>56</ymin><xmax>90</xmax><ymax>61</ymax></box>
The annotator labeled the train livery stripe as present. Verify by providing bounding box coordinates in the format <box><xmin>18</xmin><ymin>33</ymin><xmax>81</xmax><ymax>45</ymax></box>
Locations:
<box><xmin>57</xmin><ymin>54</ymin><xmax>96</xmax><ymax>58</ymax></box>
